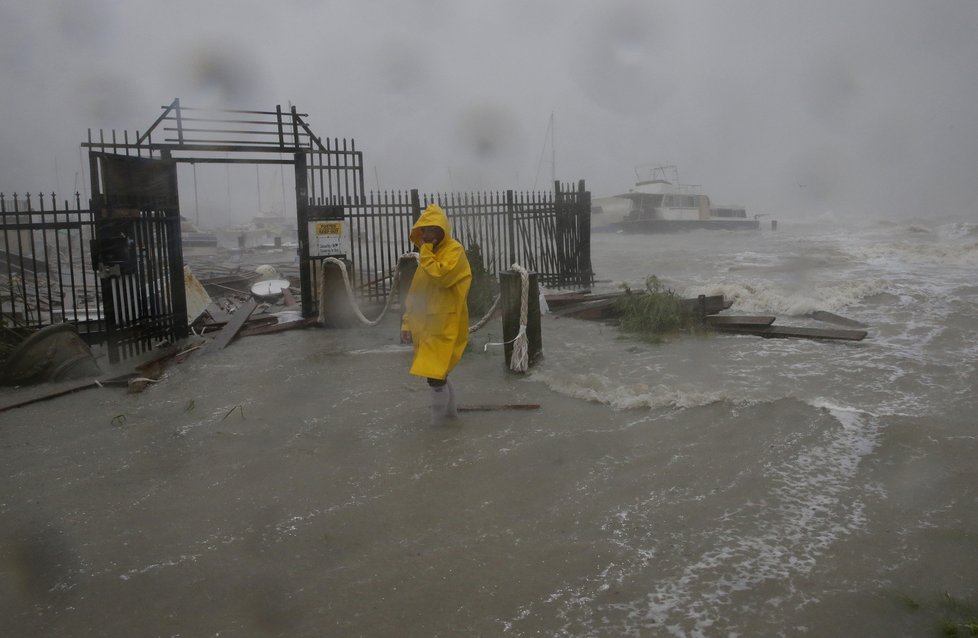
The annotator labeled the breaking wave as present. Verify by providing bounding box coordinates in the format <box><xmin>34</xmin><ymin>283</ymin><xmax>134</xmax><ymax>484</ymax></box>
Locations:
<box><xmin>681</xmin><ymin>278</ymin><xmax>890</xmax><ymax>316</ymax></box>
<box><xmin>529</xmin><ymin>370</ymin><xmax>731</xmax><ymax>410</ymax></box>
<box><xmin>844</xmin><ymin>240</ymin><xmax>978</xmax><ymax>268</ymax></box>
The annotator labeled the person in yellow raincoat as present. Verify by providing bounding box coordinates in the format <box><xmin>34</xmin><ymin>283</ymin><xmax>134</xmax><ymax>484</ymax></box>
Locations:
<box><xmin>400</xmin><ymin>203</ymin><xmax>472</xmax><ymax>422</ymax></box>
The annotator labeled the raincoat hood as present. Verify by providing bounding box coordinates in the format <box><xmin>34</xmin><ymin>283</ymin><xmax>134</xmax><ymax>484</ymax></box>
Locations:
<box><xmin>410</xmin><ymin>204</ymin><xmax>452</xmax><ymax>248</ymax></box>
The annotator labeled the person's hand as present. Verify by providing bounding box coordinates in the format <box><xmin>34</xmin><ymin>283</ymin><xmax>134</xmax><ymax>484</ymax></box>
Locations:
<box><xmin>400</xmin><ymin>330</ymin><xmax>412</xmax><ymax>344</ymax></box>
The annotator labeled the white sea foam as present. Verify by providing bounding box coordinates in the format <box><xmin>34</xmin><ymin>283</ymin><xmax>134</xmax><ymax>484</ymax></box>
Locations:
<box><xmin>844</xmin><ymin>239</ymin><xmax>978</xmax><ymax>268</ymax></box>
<box><xmin>505</xmin><ymin>400</ymin><xmax>883</xmax><ymax>636</ymax></box>
<box><xmin>530</xmin><ymin>369</ymin><xmax>730</xmax><ymax>410</ymax></box>
<box><xmin>681</xmin><ymin>278</ymin><xmax>890</xmax><ymax>316</ymax></box>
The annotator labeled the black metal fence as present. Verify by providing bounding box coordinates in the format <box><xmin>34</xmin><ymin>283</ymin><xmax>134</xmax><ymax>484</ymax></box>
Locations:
<box><xmin>0</xmin><ymin>192</ymin><xmax>103</xmax><ymax>341</ymax></box>
<box><xmin>3</xmin><ymin>181</ymin><xmax>592</xmax><ymax>350</ymax></box>
<box><xmin>312</xmin><ymin>180</ymin><xmax>593</xmax><ymax>305</ymax></box>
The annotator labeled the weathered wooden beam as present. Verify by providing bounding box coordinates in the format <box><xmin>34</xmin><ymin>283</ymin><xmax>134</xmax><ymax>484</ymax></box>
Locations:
<box><xmin>705</xmin><ymin>315</ymin><xmax>776</xmax><ymax>327</ymax></box>
<box><xmin>551</xmin><ymin>297</ymin><xmax>619</xmax><ymax>319</ymax></box>
<box><xmin>807</xmin><ymin>310</ymin><xmax>869</xmax><ymax>328</ymax></box>
<box><xmin>713</xmin><ymin>324</ymin><xmax>868</xmax><ymax>341</ymax></box>
<box><xmin>204</xmin><ymin>298</ymin><xmax>258</xmax><ymax>351</ymax></box>
<box><xmin>457</xmin><ymin>404</ymin><xmax>541</xmax><ymax>412</ymax></box>
<box><xmin>238</xmin><ymin>317</ymin><xmax>317</xmax><ymax>338</ymax></box>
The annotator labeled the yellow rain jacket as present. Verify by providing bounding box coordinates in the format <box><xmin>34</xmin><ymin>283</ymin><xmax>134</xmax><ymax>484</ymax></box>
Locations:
<box><xmin>401</xmin><ymin>204</ymin><xmax>472</xmax><ymax>380</ymax></box>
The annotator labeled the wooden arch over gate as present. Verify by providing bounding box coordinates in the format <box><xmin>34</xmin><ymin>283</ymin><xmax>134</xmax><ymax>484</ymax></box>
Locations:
<box><xmin>82</xmin><ymin>98</ymin><xmax>364</xmax><ymax>362</ymax></box>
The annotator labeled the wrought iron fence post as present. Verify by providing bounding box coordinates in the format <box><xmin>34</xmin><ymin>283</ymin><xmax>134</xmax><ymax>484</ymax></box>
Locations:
<box><xmin>296</xmin><ymin>152</ymin><xmax>315</xmax><ymax>317</ymax></box>
<box><xmin>506</xmin><ymin>189</ymin><xmax>516</xmax><ymax>266</ymax></box>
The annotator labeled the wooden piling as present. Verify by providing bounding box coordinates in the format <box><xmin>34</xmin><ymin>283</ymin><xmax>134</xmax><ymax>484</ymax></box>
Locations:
<box><xmin>500</xmin><ymin>270</ymin><xmax>542</xmax><ymax>368</ymax></box>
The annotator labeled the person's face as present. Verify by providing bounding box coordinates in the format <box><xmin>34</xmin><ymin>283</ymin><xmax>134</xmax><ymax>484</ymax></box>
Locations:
<box><xmin>420</xmin><ymin>226</ymin><xmax>443</xmax><ymax>246</ymax></box>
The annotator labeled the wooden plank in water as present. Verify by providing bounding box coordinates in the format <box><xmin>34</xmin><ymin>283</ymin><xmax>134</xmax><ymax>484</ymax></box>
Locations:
<box><xmin>458</xmin><ymin>404</ymin><xmax>540</xmax><ymax>412</ymax></box>
<box><xmin>807</xmin><ymin>310</ymin><xmax>869</xmax><ymax>329</ymax></box>
<box><xmin>714</xmin><ymin>324</ymin><xmax>868</xmax><ymax>341</ymax></box>
<box><xmin>551</xmin><ymin>297</ymin><xmax>619</xmax><ymax>319</ymax></box>
<box><xmin>705</xmin><ymin>315</ymin><xmax>776</xmax><ymax>327</ymax></box>
<box><xmin>205</xmin><ymin>298</ymin><xmax>258</xmax><ymax>351</ymax></box>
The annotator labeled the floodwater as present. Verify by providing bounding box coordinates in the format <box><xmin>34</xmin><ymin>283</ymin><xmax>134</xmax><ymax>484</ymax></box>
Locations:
<box><xmin>2</xmin><ymin>217</ymin><xmax>977</xmax><ymax>636</ymax></box>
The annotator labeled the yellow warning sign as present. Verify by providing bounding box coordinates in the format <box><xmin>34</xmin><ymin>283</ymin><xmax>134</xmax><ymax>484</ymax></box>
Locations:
<box><xmin>315</xmin><ymin>221</ymin><xmax>343</xmax><ymax>235</ymax></box>
<box><xmin>309</xmin><ymin>220</ymin><xmax>345</xmax><ymax>257</ymax></box>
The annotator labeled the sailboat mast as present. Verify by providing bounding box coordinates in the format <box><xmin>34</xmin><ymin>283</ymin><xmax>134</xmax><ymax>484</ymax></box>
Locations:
<box><xmin>550</xmin><ymin>112</ymin><xmax>556</xmax><ymax>185</ymax></box>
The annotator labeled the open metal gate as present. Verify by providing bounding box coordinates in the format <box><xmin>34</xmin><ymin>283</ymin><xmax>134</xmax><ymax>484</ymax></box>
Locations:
<box><xmin>89</xmin><ymin>153</ymin><xmax>187</xmax><ymax>363</ymax></box>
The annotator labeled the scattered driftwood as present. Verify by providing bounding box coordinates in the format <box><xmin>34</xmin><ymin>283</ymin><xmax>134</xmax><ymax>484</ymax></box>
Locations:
<box><xmin>203</xmin><ymin>299</ymin><xmax>258</xmax><ymax>352</ymax></box>
<box><xmin>705</xmin><ymin>315</ymin><xmax>776</xmax><ymax>327</ymax></box>
<box><xmin>711</xmin><ymin>324</ymin><xmax>868</xmax><ymax>341</ymax></box>
<box><xmin>0</xmin><ymin>342</ymin><xmax>188</xmax><ymax>413</ymax></box>
<box><xmin>238</xmin><ymin>317</ymin><xmax>317</xmax><ymax>338</ymax></box>
<box><xmin>458</xmin><ymin>404</ymin><xmax>541</xmax><ymax>412</ymax></box>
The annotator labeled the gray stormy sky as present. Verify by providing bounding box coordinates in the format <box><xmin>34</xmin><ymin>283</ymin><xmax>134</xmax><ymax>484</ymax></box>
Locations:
<box><xmin>1</xmin><ymin>0</ymin><xmax>977</xmax><ymax>227</ymax></box>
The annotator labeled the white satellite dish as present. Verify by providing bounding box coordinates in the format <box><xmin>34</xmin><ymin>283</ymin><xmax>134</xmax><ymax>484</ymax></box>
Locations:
<box><xmin>250</xmin><ymin>279</ymin><xmax>291</xmax><ymax>298</ymax></box>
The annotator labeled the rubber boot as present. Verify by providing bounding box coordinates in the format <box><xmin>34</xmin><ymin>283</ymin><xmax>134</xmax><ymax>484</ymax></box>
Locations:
<box><xmin>430</xmin><ymin>386</ymin><xmax>450</xmax><ymax>424</ymax></box>
<box><xmin>444</xmin><ymin>378</ymin><xmax>458</xmax><ymax>419</ymax></box>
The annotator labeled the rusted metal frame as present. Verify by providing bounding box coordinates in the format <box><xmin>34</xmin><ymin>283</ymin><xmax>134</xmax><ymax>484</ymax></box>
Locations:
<box><xmin>276</xmin><ymin>105</ymin><xmax>285</xmax><ymax>148</ymax></box>
<box><xmin>132</xmin><ymin>214</ymin><xmax>153</xmax><ymax>343</ymax></box>
<box><xmin>37</xmin><ymin>194</ymin><xmax>56</xmax><ymax>326</ymax></box>
<box><xmin>136</xmin><ymin>98</ymin><xmax>179</xmax><ymax>145</ymax></box>
<box><xmin>548</xmin><ymin>182</ymin><xmax>571</xmax><ymax>288</ymax></box>
<box><xmin>1</xmin><ymin>203</ymin><xmax>28</xmax><ymax>325</ymax></box>
<box><xmin>290</xmin><ymin>106</ymin><xmax>301</xmax><ymax>152</ymax></box>
<box><xmin>170</xmin><ymin>115</ymin><xmax>288</xmax><ymax>126</ymax></box>
<box><xmin>157</xmin><ymin>142</ymin><xmax>307</xmax><ymax>152</ymax></box>
<box><xmin>522</xmin><ymin>195</ymin><xmax>546</xmax><ymax>277</ymax></box>
<box><xmin>18</xmin><ymin>198</ymin><xmax>40</xmax><ymax>325</ymax></box>
<box><xmin>161</xmin><ymin>126</ymin><xmax>291</xmax><ymax>137</ymax></box>
<box><xmin>51</xmin><ymin>199</ymin><xmax>67</xmax><ymax>324</ymax></box>
<box><xmin>174</xmin><ymin>98</ymin><xmax>184</xmax><ymax>145</ymax></box>
<box><xmin>294</xmin><ymin>112</ymin><xmax>365</xmax><ymax>202</ymax></box>
<box><xmin>155</xmin><ymin>209</ymin><xmax>177</xmax><ymax>340</ymax></box>
<box><xmin>179</xmin><ymin>104</ymin><xmax>303</xmax><ymax>117</ymax></box>
<box><xmin>167</xmin><ymin>157</ymin><xmax>294</xmax><ymax>165</ymax></box>
<box><xmin>77</xmin><ymin>196</ymin><xmax>100</xmax><ymax>330</ymax></box>
<box><xmin>349</xmin><ymin>194</ymin><xmax>367</xmax><ymax>302</ymax></box>
<box><xmin>295</xmin><ymin>153</ymin><xmax>314</xmax><ymax>317</ymax></box>
<box><xmin>367</xmin><ymin>193</ymin><xmax>382</xmax><ymax>302</ymax></box>
<box><xmin>492</xmin><ymin>193</ymin><xmax>504</xmax><ymax>276</ymax></box>
<box><xmin>376</xmin><ymin>190</ymin><xmax>393</xmax><ymax>302</ymax></box>
<box><xmin>144</xmin><ymin>213</ymin><xmax>163</xmax><ymax>340</ymax></box>
<box><xmin>89</xmin><ymin>151</ymin><xmax>117</xmax><ymax>353</ymax></box>
<box><xmin>164</xmin><ymin>192</ymin><xmax>188</xmax><ymax>342</ymax></box>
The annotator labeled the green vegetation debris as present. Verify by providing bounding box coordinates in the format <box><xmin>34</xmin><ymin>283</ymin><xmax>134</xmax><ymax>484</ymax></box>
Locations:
<box><xmin>614</xmin><ymin>275</ymin><xmax>702</xmax><ymax>343</ymax></box>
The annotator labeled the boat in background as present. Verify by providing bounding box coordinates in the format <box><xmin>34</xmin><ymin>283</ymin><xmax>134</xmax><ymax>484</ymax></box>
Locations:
<box><xmin>592</xmin><ymin>165</ymin><xmax>760</xmax><ymax>232</ymax></box>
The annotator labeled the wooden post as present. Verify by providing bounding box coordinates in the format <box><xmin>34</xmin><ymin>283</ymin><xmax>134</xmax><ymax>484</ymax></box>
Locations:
<box><xmin>500</xmin><ymin>270</ymin><xmax>542</xmax><ymax>369</ymax></box>
<box><xmin>319</xmin><ymin>258</ymin><xmax>357</xmax><ymax>328</ymax></box>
